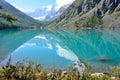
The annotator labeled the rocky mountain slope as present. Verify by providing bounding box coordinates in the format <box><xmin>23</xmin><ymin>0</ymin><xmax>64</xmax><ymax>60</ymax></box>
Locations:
<box><xmin>0</xmin><ymin>0</ymin><xmax>42</xmax><ymax>29</ymax></box>
<box><xmin>48</xmin><ymin>0</ymin><xmax>120</xmax><ymax>30</ymax></box>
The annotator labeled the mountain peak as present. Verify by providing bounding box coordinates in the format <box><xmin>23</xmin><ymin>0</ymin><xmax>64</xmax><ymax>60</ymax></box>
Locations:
<box><xmin>27</xmin><ymin>4</ymin><xmax>70</xmax><ymax>21</ymax></box>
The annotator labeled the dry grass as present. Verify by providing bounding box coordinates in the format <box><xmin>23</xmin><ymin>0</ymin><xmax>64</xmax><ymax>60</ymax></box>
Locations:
<box><xmin>0</xmin><ymin>62</ymin><xmax>120</xmax><ymax>80</ymax></box>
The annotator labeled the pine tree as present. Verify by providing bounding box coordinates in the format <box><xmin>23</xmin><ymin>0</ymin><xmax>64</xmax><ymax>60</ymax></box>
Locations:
<box><xmin>0</xmin><ymin>5</ymin><xmax>17</xmax><ymax>23</ymax></box>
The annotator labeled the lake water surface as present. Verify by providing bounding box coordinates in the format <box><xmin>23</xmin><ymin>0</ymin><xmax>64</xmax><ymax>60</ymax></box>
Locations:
<box><xmin>0</xmin><ymin>29</ymin><xmax>120</xmax><ymax>71</ymax></box>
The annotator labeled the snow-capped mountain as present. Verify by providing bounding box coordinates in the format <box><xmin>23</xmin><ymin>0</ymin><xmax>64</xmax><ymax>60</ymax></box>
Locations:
<box><xmin>26</xmin><ymin>4</ymin><xmax>70</xmax><ymax>21</ymax></box>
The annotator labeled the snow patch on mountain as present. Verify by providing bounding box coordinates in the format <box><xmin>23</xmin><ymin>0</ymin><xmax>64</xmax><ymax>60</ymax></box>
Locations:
<box><xmin>26</xmin><ymin>4</ymin><xmax>70</xmax><ymax>21</ymax></box>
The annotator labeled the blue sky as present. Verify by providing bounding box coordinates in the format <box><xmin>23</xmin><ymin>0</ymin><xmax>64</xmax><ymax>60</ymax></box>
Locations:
<box><xmin>6</xmin><ymin>0</ymin><xmax>56</xmax><ymax>10</ymax></box>
<box><xmin>6</xmin><ymin>0</ymin><xmax>75</xmax><ymax>12</ymax></box>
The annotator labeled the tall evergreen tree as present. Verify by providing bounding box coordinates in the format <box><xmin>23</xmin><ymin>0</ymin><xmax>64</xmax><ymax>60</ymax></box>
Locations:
<box><xmin>0</xmin><ymin>5</ymin><xmax>17</xmax><ymax>23</ymax></box>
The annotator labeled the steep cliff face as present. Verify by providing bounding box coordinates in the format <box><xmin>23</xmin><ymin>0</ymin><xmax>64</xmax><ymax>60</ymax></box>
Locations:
<box><xmin>99</xmin><ymin>0</ymin><xmax>120</xmax><ymax>13</ymax></box>
<box><xmin>50</xmin><ymin>0</ymin><xmax>120</xmax><ymax>30</ymax></box>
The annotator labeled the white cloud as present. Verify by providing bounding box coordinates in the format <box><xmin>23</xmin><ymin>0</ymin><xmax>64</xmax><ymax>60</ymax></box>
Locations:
<box><xmin>44</xmin><ymin>5</ymin><xmax>53</xmax><ymax>12</ymax></box>
<box><xmin>12</xmin><ymin>3</ymin><xmax>35</xmax><ymax>13</ymax></box>
<box><xmin>47</xmin><ymin>43</ymin><xmax>53</xmax><ymax>49</ymax></box>
<box><xmin>34</xmin><ymin>16</ymin><xmax>46</xmax><ymax>21</ymax></box>
<box><xmin>10</xmin><ymin>0</ymin><xmax>75</xmax><ymax>15</ymax></box>
<box><xmin>34</xmin><ymin>35</ymin><xmax>47</xmax><ymax>40</ymax></box>
<box><xmin>55</xmin><ymin>0</ymin><xmax>75</xmax><ymax>11</ymax></box>
<box><xmin>56</xmin><ymin>44</ymin><xmax>78</xmax><ymax>61</ymax></box>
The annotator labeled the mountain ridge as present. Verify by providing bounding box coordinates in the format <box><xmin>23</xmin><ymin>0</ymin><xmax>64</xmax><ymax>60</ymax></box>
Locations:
<box><xmin>48</xmin><ymin>0</ymin><xmax>120</xmax><ymax>30</ymax></box>
<box><xmin>0</xmin><ymin>0</ymin><xmax>42</xmax><ymax>29</ymax></box>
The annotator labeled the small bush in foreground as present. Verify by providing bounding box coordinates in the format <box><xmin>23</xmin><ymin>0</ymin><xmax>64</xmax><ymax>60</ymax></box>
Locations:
<box><xmin>0</xmin><ymin>61</ymin><xmax>41</xmax><ymax>80</ymax></box>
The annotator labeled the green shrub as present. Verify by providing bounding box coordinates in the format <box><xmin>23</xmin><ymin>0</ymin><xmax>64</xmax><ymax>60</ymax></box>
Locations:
<box><xmin>112</xmin><ymin>11</ymin><xmax>120</xmax><ymax>17</ymax></box>
<box><xmin>1</xmin><ymin>61</ymin><xmax>41</xmax><ymax>80</ymax></box>
<box><xmin>75</xmin><ymin>14</ymin><xmax>99</xmax><ymax>29</ymax></box>
<box><xmin>110</xmin><ymin>65</ymin><xmax>120</xmax><ymax>77</ymax></box>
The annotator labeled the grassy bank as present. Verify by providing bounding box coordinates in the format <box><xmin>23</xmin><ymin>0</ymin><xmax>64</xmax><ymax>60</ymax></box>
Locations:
<box><xmin>0</xmin><ymin>61</ymin><xmax>120</xmax><ymax>80</ymax></box>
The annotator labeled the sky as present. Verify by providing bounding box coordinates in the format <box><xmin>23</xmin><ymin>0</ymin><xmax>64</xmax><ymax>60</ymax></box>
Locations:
<box><xmin>6</xmin><ymin>0</ymin><xmax>75</xmax><ymax>12</ymax></box>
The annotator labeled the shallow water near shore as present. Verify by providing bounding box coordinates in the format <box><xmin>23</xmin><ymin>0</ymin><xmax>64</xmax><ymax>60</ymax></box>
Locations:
<box><xmin>0</xmin><ymin>29</ymin><xmax>120</xmax><ymax>71</ymax></box>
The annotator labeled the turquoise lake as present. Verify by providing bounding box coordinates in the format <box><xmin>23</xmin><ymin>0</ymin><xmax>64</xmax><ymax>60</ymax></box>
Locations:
<box><xmin>0</xmin><ymin>29</ymin><xmax>120</xmax><ymax>72</ymax></box>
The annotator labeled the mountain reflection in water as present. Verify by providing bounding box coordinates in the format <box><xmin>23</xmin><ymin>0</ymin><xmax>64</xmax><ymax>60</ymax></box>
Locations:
<box><xmin>0</xmin><ymin>29</ymin><xmax>120</xmax><ymax>71</ymax></box>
